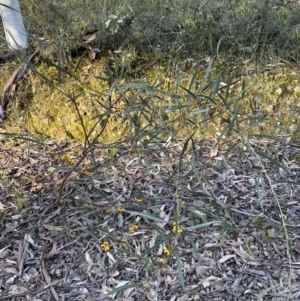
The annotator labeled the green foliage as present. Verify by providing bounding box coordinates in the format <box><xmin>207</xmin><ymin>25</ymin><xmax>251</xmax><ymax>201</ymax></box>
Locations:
<box><xmin>6</xmin><ymin>0</ymin><xmax>298</xmax><ymax>61</ymax></box>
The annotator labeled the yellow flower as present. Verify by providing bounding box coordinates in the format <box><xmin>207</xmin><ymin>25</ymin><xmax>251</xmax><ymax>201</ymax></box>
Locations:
<box><xmin>105</xmin><ymin>209</ymin><xmax>111</xmax><ymax>215</ymax></box>
<box><xmin>140</xmin><ymin>154</ymin><xmax>145</xmax><ymax>159</ymax></box>
<box><xmin>129</xmin><ymin>225</ymin><xmax>139</xmax><ymax>233</ymax></box>
<box><xmin>163</xmin><ymin>246</ymin><xmax>170</xmax><ymax>256</ymax></box>
<box><xmin>215</xmin><ymin>107</ymin><xmax>222</xmax><ymax>114</ymax></box>
<box><xmin>60</xmin><ymin>154</ymin><xmax>75</xmax><ymax>165</ymax></box>
<box><xmin>60</xmin><ymin>154</ymin><xmax>68</xmax><ymax>161</ymax></box>
<box><xmin>84</xmin><ymin>204</ymin><xmax>94</xmax><ymax>210</ymax></box>
<box><xmin>100</xmin><ymin>241</ymin><xmax>110</xmax><ymax>252</ymax></box>
<box><xmin>80</xmin><ymin>168</ymin><xmax>91</xmax><ymax>176</ymax></box>
<box><xmin>172</xmin><ymin>222</ymin><xmax>183</xmax><ymax>234</ymax></box>
<box><xmin>222</xmin><ymin>112</ymin><xmax>231</xmax><ymax>123</ymax></box>
<box><xmin>158</xmin><ymin>258</ymin><xmax>166</xmax><ymax>265</ymax></box>
<box><xmin>117</xmin><ymin>207</ymin><xmax>124</xmax><ymax>213</ymax></box>
<box><xmin>115</xmin><ymin>104</ymin><xmax>126</xmax><ymax>112</ymax></box>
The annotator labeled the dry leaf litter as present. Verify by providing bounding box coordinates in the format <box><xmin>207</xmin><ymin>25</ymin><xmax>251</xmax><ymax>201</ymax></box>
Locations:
<box><xmin>1</xmin><ymin>133</ymin><xmax>300</xmax><ymax>301</ymax></box>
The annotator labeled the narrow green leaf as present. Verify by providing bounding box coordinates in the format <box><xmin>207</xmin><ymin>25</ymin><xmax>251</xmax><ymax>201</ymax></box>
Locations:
<box><xmin>249</xmin><ymin>134</ymin><xmax>284</xmax><ymax>141</ymax></box>
<box><xmin>208</xmin><ymin>33</ymin><xmax>214</xmax><ymax>55</ymax></box>
<box><xmin>82</xmin><ymin>229</ymin><xmax>99</xmax><ymax>241</ymax></box>
<box><xmin>188</xmin><ymin>66</ymin><xmax>199</xmax><ymax>91</ymax></box>
<box><xmin>227</xmin><ymin>189</ymin><xmax>256</xmax><ymax>203</ymax></box>
<box><xmin>185</xmin><ymin>230</ymin><xmax>200</xmax><ymax>258</ymax></box>
<box><xmin>211</xmin><ymin>76</ymin><xmax>221</xmax><ymax>100</ymax></box>
<box><xmin>75</xmin><ymin>51</ymin><xmax>88</xmax><ymax>72</ymax></box>
<box><xmin>205</xmin><ymin>58</ymin><xmax>214</xmax><ymax>81</ymax></box>
<box><xmin>216</xmin><ymin>36</ymin><xmax>224</xmax><ymax>56</ymax></box>
<box><xmin>178</xmin><ymin>84</ymin><xmax>198</xmax><ymax>100</ymax></box>
<box><xmin>179</xmin><ymin>134</ymin><xmax>193</xmax><ymax>168</ymax></box>
<box><xmin>174</xmin><ymin>248</ymin><xmax>186</xmax><ymax>291</ymax></box>
<box><xmin>74</xmin><ymin>185</ymin><xmax>93</xmax><ymax>202</ymax></box>
<box><xmin>185</xmin><ymin>221</ymin><xmax>223</xmax><ymax>231</ymax></box>
<box><xmin>0</xmin><ymin>133</ymin><xmax>43</xmax><ymax>144</ymax></box>
<box><xmin>107</xmin><ymin>282</ymin><xmax>141</xmax><ymax>297</ymax></box>
<box><xmin>257</xmin><ymin>284</ymin><xmax>279</xmax><ymax>301</ymax></box>
<box><xmin>94</xmin><ymin>254</ymin><xmax>107</xmax><ymax>280</ymax></box>
<box><xmin>255</xmin><ymin>151</ymin><xmax>290</xmax><ymax>173</ymax></box>
<box><xmin>130</xmin><ymin>211</ymin><xmax>169</xmax><ymax>224</ymax></box>
<box><xmin>166</xmin><ymin>104</ymin><xmax>189</xmax><ymax>111</ymax></box>
<box><xmin>191</xmin><ymin>139</ymin><xmax>201</xmax><ymax>181</ymax></box>
<box><xmin>117</xmin><ymin>247</ymin><xmax>149</xmax><ymax>260</ymax></box>
<box><xmin>275</xmin><ymin>180</ymin><xmax>300</xmax><ymax>185</ymax></box>
<box><xmin>224</xmin><ymin>138</ymin><xmax>242</xmax><ymax>158</ymax></box>
<box><xmin>189</xmin><ymin>108</ymin><xmax>210</xmax><ymax>116</ymax></box>
<box><xmin>52</xmin><ymin>165</ymin><xmax>74</xmax><ymax>172</ymax></box>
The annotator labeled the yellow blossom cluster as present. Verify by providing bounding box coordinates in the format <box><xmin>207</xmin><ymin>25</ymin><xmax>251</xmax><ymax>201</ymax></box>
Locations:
<box><xmin>105</xmin><ymin>207</ymin><xmax>125</xmax><ymax>215</ymax></box>
<box><xmin>115</xmin><ymin>104</ymin><xmax>127</xmax><ymax>112</ymax></box>
<box><xmin>117</xmin><ymin>207</ymin><xmax>125</xmax><ymax>213</ymax></box>
<box><xmin>129</xmin><ymin>225</ymin><xmax>139</xmax><ymax>233</ymax></box>
<box><xmin>163</xmin><ymin>246</ymin><xmax>170</xmax><ymax>256</ymax></box>
<box><xmin>60</xmin><ymin>154</ymin><xmax>75</xmax><ymax>165</ymax></box>
<box><xmin>158</xmin><ymin>246</ymin><xmax>171</xmax><ymax>266</ymax></box>
<box><xmin>158</xmin><ymin>258</ymin><xmax>166</xmax><ymax>265</ymax></box>
<box><xmin>80</xmin><ymin>168</ymin><xmax>91</xmax><ymax>176</ymax></box>
<box><xmin>172</xmin><ymin>222</ymin><xmax>183</xmax><ymax>234</ymax></box>
<box><xmin>99</xmin><ymin>241</ymin><xmax>110</xmax><ymax>252</ymax></box>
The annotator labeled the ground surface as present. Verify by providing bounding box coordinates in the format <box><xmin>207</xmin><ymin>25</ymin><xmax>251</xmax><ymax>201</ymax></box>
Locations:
<box><xmin>1</xmin><ymin>132</ymin><xmax>300</xmax><ymax>301</ymax></box>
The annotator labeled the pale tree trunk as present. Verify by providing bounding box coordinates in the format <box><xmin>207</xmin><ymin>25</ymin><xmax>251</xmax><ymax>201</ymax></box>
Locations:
<box><xmin>0</xmin><ymin>0</ymin><xmax>28</xmax><ymax>50</ymax></box>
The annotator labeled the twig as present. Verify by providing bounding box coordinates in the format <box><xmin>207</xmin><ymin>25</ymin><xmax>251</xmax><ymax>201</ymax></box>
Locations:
<box><xmin>55</xmin><ymin>147</ymin><xmax>91</xmax><ymax>205</ymax></box>
<box><xmin>0</xmin><ymin>293</ymin><xmax>27</xmax><ymax>300</ymax></box>
<box><xmin>55</xmin><ymin>116</ymin><xmax>109</xmax><ymax>204</ymax></box>
<box><xmin>41</xmin><ymin>259</ymin><xmax>60</xmax><ymax>301</ymax></box>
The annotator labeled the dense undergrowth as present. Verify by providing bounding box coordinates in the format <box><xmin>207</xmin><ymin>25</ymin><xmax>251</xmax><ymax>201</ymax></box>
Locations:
<box><xmin>12</xmin><ymin>0</ymin><xmax>300</xmax><ymax>62</ymax></box>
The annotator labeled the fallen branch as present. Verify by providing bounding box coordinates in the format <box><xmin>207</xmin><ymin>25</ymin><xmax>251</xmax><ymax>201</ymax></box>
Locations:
<box><xmin>0</xmin><ymin>50</ymin><xmax>40</xmax><ymax>119</ymax></box>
